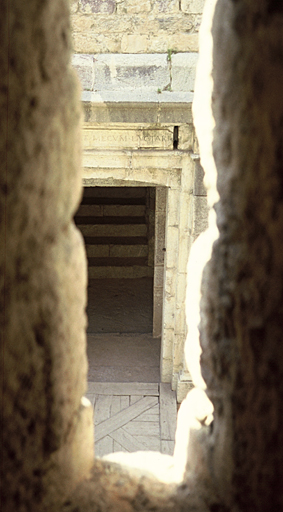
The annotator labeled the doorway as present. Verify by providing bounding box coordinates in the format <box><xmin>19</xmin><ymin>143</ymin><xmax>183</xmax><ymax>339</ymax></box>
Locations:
<box><xmin>75</xmin><ymin>186</ymin><xmax>161</xmax><ymax>382</ymax></box>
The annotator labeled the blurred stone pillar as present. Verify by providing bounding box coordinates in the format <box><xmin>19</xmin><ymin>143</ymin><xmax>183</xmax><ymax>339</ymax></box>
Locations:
<box><xmin>195</xmin><ymin>0</ymin><xmax>283</xmax><ymax>510</ymax></box>
<box><xmin>0</xmin><ymin>1</ymin><xmax>93</xmax><ymax>510</ymax></box>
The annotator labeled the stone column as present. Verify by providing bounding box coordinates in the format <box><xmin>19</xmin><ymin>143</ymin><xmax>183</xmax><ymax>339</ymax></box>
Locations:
<box><xmin>0</xmin><ymin>1</ymin><xmax>93</xmax><ymax>510</ymax></box>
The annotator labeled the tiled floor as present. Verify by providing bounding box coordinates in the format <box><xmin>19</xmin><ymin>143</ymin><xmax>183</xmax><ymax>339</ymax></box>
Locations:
<box><xmin>86</xmin><ymin>277</ymin><xmax>177</xmax><ymax>458</ymax></box>
<box><xmin>86</xmin><ymin>382</ymin><xmax>177</xmax><ymax>457</ymax></box>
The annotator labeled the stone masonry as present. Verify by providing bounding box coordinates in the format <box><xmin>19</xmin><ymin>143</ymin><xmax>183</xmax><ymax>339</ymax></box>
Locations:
<box><xmin>70</xmin><ymin>0</ymin><xmax>208</xmax><ymax>400</ymax></box>
<box><xmin>70</xmin><ymin>0</ymin><xmax>204</xmax><ymax>54</ymax></box>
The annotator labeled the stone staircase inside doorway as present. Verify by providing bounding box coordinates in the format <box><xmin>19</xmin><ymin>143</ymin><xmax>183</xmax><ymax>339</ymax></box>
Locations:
<box><xmin>75</xmin><ymin>187</ymin><xmax>154</xmax><ymax>279</ymax></box>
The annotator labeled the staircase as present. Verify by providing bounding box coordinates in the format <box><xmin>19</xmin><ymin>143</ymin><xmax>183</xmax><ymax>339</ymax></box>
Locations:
<box><xmin>75</xmin><ymin>187</ymin><xmax>154</xmax><ymax>279</ymax></box>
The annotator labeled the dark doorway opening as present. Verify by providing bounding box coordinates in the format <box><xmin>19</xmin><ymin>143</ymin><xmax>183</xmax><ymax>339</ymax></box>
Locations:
<box><xmin>75</xmin><ymin>186</ymin><xmax>160</xmax><ymax>382</ymax></box>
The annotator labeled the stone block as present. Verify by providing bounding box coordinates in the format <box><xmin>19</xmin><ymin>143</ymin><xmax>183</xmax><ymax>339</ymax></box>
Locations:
<box><xmin>163</xmin><ymin>295</ymin><xmax>175</xmax><ymax>330</ymax></box>
<box><xmin>174</xmin><ymin>306</ymin><xmax>186</xmax><ymax>335</ymax></box>
<box><xmin>72</xmin><ymin>32</ymin><xmax>122</xmax><ymax>53</ymax></box>
<box><xmin>156</xmin><ymin>186</ymin><xmax>167</xmax><ymax>213</ymax></box>
<box><xmin>121</xmin><ymin>34</ymin><xmax>149</xmax><ymax>53</ymax></box>
<box><xmin>178</xmin><ymin>124</ymin><xmax>194</xmax><ymax>150</ymax></box>
<box><xmin>161</xmin><ymin>329</ymin><xmax>174</xmax><ymax>359</ymax></box>
<box><xmin>167</xmin><ymin>188</ymin><xmax>180</xmax><ymax>227</ymax></box>
<box><xmin>153</xmin><ymin>287</ymin><xmax>163</xmax><ymax>338</ymax></box>
<box><xmin>131</xmin><ymin>151</ymin><xmax>183</xmax><ymax>170</ymax></box>
<box><xmin>72</xmin><ymin>13</ymin><xmax>132</xmax><ymax>33</ymax></box>
<box><xmin>192</xmin><ymin>196</ymin><xmax>209</xmax><ymax>237</ymax></box>
<box><xmin>193</xmin><ymin>157</ymin><xmax>207</xmax><ymax>196</ymax></box>
<box><xmin>165</xmin><ymin>226</ymin><xmax>179</xmax><ymax>268</ymax></box>
<box><xmin>117</xmin><ymin>0</ymin><xmax>151</xmax><ymax>13</ymax></box>
<box><xmin>93</xmin><ymin>54</ymin><xmax>170</xmax><ymax>92</ymax></box>
<box><xmin>180</xmin><ymin>153</ymin><xmax>194</xmax><ymax>191</ymax></box>
<box><xmin>177</xmin><ymin>233</ymin><xmax>191</xmax><ymax>273</ymax></box>
<box><xmin>171</xmin><ymin>53</ymin><xmax>199</xmax><ymax>92</ymax></box>
<box><xmin>178</xmin><ymin>192</ymin><xmax>192</xmax><ymax>233</ymax></box>
<box><xmin>161</xmin><ymin>357</ymin><xmax>173</xmax><ymax>383</ymax></box>
<box><xmin>79</xmin><ymin>0</ymin><xmax>116</xmax><ymax>13</ymax></box>
<box><xmin>173</xmin><ymin>333</ymin><xmax>186</xmax><ymax>371</ymax></box>
<box><xmin>82</xmin><ymin>94</ymin><xmax>193</xmax><ymax>124</ymax></box>
<box><xmin>155</xmin><ymin>213</ymin><xmax>166</xmax><ymax>265</ymax></box>
<box><xmin>148</xmin><ymin>33</ymin><xmax>199</xmax><ymax>53</ymax></box>
<box><xmin>126</xmin><ymin>165</ymin><xmax>182</xmax><ymax>189</ymax></box>
<box><xmin>72</xmin><ymin>54</ymin><xmax>94</xmax><ymax>91</ymax></box>
<box><xmin>165</xmin><ymin>268</ymin><xmax>177</xmax><ymax>298</ymax></box>
<box><xmin>172</xmin><ymin>371</ymin><xmax>178</xmax><ymax>390</ymax></box>
<box><xmin>83</xmin><ymin>150</ymin><xmax>131</xmax><ymax>169</ymax></box>
<box><xmin>83</xmin><ymin>126</ymin><xmax>173</xmax><ymax>150</ymax></box>
<box><xmin>181</xmin><ymin>0</ymin><xmax>205</xmax><ymax>13</ymax></box>
<box><xmin>176</xmin><ymin>272</ymin><xmax>187</xmax><ymax>307</ymax></box>
<box><xmin>158</xmin><ymin>100</ymin><xmax>193</xmax><ymax>124</ymax></box>
<box><xmin>152</xmin><ymin>0</ymin><xmax>179</xmax><ymax>13</ymax></box>
<box><xmin>154</xmin><ymin>264</ymin><xmax>164</xmax><ymax>288</ymax></box>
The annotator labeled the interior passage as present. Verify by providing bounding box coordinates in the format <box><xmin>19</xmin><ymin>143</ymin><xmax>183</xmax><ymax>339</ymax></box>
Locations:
<box><xmin>75</xmin><ymin>186</ymin><xmax>160</xmax><ymax>382</ymax></box>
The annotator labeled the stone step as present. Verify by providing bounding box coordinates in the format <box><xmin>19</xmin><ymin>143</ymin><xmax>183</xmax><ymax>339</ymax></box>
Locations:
<box><xmin>84</xmin><ymin>236</ymin><xmax>148</xmax><ymax>245</ymax></box>
<box><xmin>75</xmin><ymin>216</ymin><xmax>146</xmax><ymax>225</ymax></box>
<box><xmin>76</xmin><ymin>204</ymin><xmax>146</xmax><ymax>217</ymax></box>
<box><xmin>78</xmin><ymin>224</ymin><xmax>147</xmax><ymax>237</ymax></box>
<box><xmin>88</xmin><ymin>257</ymin><xmax>148</xmax><ymax>267</ymax></box>
<box><xmin>86</xmin><ymin>244</ymin><xmax>148</xmax><ymax>258</ymax></box>
<box><xmin>88</xmin><ymin>266</ymin><xmax>154</xmax><ymax>279</ymax></box>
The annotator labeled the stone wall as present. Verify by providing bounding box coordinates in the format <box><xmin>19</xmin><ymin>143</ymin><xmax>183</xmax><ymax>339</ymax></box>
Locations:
<box><xmin>70</xmin><ymin>0</ymin><xmax>204</xmax><ymax>54</ymax></box>
<box><xmin>69</xmin><ymin>0</ymin><xmax>207</xmax><ymax>395</ymax></box>
<box><xmin>70</xmin><ymin>0</ymin><xmax>204</xmax><ymax>95</ymax></box>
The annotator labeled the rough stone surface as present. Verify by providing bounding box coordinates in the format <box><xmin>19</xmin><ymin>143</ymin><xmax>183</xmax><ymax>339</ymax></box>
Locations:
<box><xmin>192</xmin><ymin>196</ymin><xmax>209</xmax><ymax>237</ymax></box>
<box><xmin>196</xmin><ymin>0</ymin><xmax>283</xmax><ymax>510</ymax></box>
<box><xmin>193</xmin><ymin>158</ymin><xmax>206</xmax><ymax>196</ymax></box>
<box><xmin>181</xmin><ymin>0</ymin><xmax>205</xmax><ymax>14</ymax></box>
<box><xmin>0</xmin><ymin>1</ymin><xmax>93</xmax><ymax>510</ymax></box>
<box><xmin>70</xmin><ymin>10</ymin><xmax>201</xmax><ymax>54</ymax></box>
<box><xmin>61</xmin><ymin>459</ymin><xmax>214</xmax><ymax>512</ymax></box>
<box><xmin>92</xmin><ymin>54</ymin><xmax>170</xmax><ymax>92</ymax></box>
<box><xmin>72</xmin><ymin>54</ymin><xmax>94</xmax><ymax>90</ymax></box>
<box><xmin>171</xmin><ymin>52</ymin><xmax>199</xmax><ymax>92</ymax></box>
<box><xmin>79</xmin><ymin>0</ymin><xmax>116</xmax><ymax>14</ymax></box>
<box><xmin>73</xmin><ymin>52</ymin><xmax>199</xmax><ymax>93</ymax></box>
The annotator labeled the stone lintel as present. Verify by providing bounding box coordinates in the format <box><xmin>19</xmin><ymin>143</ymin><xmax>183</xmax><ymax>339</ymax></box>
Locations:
<box><xmin>83</xmin><ymin>125</ymin><xmax>174</xmax><ymax>151</ymax></box>
<box><xmin>82</xmin><ymin>167</ymin><xmax>182</xmax><ymax>189</ymax></box>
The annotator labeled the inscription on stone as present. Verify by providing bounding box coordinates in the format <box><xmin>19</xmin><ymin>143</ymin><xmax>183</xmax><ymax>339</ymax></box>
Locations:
<box><xmin>83</xmin><ymin>127</ymin><xmax>173</xmax><ymax>150</ymax></box>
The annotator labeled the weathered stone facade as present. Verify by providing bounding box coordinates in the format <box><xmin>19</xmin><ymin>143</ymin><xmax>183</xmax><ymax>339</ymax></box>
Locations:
<box><xmin>70</xmin><ymin>0</ymin><xmax>204</xmax><ymax>54</ymax></box>
<box><xmin>70</xmin><ymin>0</ymin><xmax>208</xmax><ymax>398</ymax></box>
